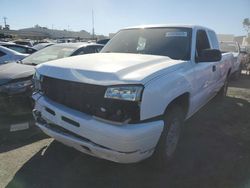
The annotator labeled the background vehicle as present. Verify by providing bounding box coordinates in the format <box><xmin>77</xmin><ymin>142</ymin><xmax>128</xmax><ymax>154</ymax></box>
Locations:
<box><xmin>32</xmin><ymin>25</ymin><xmax>233</xmax><ymax>165</ymax></box>
<box><xmin>21</xmin><ymin>42</ymin><xmax>103</xmax><ymax>65</ymax></box>
<box><xmin>0</xmin><ymin>42</ymin><xmax>37</xmax><ymax>54</ymax></box>
<box><xmin>14</xmin><ymin>40</ymin><xmax>34</xmax><ymax>47</ymax></box>
<box><xmin>0</xmin><ymin>63</ymin><xmax>34</xmax><ymax>115</ymax></box>
<box><xmin>97</xmin><ymin>39</ymin><xmax>110</xmax><ymax>45</ymax></box>
<box><xmin>0</xmin><ymin>46</ymin><xmax>28</xmax><ymax>65</ymax></box>
<box><xmin>220</xmin><ymin>41</ymin><xmax>241</xmax><ymax>79</ymax></box>
<box><xmin>0</xmin><ymin>43</ymin><xmax>104</xmax><ymax>115</ymax></box>
<box><xmin>32</xmin><ymin>43</ymin><xmax>55</xmax><ymax>51</ymax></box>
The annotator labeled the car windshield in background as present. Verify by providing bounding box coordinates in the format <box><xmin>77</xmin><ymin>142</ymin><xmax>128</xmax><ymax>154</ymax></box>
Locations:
<box><xmin>220</xmin><ymin>43</ymin><xmax>238</xmax><ymax>53</ymax></box>
<box><xmin>22</xmin><ymin>45</ymin><xmax>76</xmax><ymax>65</ymax></box>
<box><xmin>101</xmin><ymin>27</ymin><xmax>192</xmax><ymax>60</ymax></box>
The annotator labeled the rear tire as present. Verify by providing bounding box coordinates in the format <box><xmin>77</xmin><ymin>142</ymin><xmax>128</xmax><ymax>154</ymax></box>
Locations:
<box><xmin>152</xmin><ymin>105</ymin><xmax>184</xmax><ymax>168</ymax></box>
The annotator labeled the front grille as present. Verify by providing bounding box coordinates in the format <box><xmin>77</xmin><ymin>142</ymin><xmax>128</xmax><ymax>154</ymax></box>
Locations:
<box><xmin>41</xmin><ymin>76</ymin><xmax>140</xmax><ymax>123</ymax></box>
<box><xmin>41</xmin><ymin>76</ymin><xmax>106</xmax><ymax>115</ymax></box>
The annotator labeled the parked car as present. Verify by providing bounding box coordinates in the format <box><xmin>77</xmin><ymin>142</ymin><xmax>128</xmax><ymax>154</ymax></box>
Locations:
<box><xmin>0</xmin><ymin>43</ymin><xmax>104</xmax><ymax>115</ymax></box>
<box><xmin>32</xmin><ymin>43</ymin><xmax>55</xmax><ymax>51</ymax></box>
<box><xmin>0</xmin><ymin>63</ymin><xmax>34</xmax><ymax>114</ymax></box>
<box><xmin>0</xmin><ymin>42</ymin><xmax>37</xmax><ymax>54</ymax></box>
<box><xmin>97</xmin><ymin>39</ymin><xmax>110</xmax><ymax>45</ymax></box>
<box><xmin>0</xmin><ymin>46</ymin><xmax>28</xmax><ymax>65</ymax></box>
<box><xmin>21</xmin><ymin>43</ymin><xmax>103</xmax><ymax>65</ymax></box>
<box><xmin>14</xmin><ymin>40</ymin><xmax>34</xmax><ymax>47</ymax></box>
<box><xmin>32</xmin><ymin>25</ymin><xmax>233</xmax><ymax>165</ymax></box>
<box><xmin>220</xmin><ymin>41</ymin><xmax>241</xmax><ymax>79</ymax></box>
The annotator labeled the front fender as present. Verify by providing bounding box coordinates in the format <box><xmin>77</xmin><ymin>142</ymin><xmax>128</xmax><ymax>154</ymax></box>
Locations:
<box><xmin>140</xmin><ymin>72</ymin><xmax>192</xmax><ymax>120</ymax></box>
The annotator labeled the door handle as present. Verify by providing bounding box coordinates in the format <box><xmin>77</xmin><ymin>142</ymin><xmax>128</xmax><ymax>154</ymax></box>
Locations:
<box><xmin>212</xmin><ymin>65</ymin><xmax>216</xmax><ymax>72</ymax></box>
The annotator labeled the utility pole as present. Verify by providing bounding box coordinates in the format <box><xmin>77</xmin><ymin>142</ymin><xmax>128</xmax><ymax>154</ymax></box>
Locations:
<box><xmin>3</xmin><ymin>17</ymin><xmax>7</xmax><ymax>28</ymax></box>
<box><xmin>92</xmin><ymin>9</ymin><xmax>95</xmax><ymax>40</ymax></box>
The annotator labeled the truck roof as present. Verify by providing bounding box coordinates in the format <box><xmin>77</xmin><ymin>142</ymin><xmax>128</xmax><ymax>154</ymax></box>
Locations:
<box><xmin>123</xmin><ymin>24</ymin><xmax>212</xmax><ymax>31</ymax></box>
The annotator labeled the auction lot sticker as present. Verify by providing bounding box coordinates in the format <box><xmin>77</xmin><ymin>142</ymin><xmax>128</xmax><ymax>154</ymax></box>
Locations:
<box><xmin>165</xmin><ymin>32</ymin><xmax>188</xmax><ymax>37</ymax></box>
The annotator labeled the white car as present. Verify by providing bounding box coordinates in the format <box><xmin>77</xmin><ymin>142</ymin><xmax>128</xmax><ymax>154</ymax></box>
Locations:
<box><xmin>0</xmin><ymin>46</ymin><xmax>28</xmax><ymax>65</ymax></box>
<box><xmin>32</xmin><ymin>25</ymin><xmax>233</xmax><ymax>164</ymax></box>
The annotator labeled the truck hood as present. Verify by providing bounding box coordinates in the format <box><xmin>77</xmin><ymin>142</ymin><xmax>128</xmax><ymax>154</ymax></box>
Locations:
<box><xmin>0</xmin><ymin>62</ymin><xmax>35</xmax><ymax>86</ymax></box>
<box><xmin>37</xmin><ymin>53</ymin><xmax>186</xmax><ymax>85</ymax></box>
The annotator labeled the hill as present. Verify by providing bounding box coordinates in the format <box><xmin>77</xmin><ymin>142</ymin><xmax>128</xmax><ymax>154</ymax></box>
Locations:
<box><xmin>0</xmin><ymin>26</ymin><xmax>100</xmax><ymax>40</ymax></box>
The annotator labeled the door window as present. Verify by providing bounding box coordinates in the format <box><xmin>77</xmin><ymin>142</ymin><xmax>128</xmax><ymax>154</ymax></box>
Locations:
<box><xmin>195</xmin><ymin>30</ymin><xmax>210</xmax><ymax>61</ymax></box>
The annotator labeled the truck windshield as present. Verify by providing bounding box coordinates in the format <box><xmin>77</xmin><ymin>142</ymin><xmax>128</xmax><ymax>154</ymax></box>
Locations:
<box><xmin>101</xmin><ymin>27</ymin><xmax>192</xmax><ymax>60</ymax></box>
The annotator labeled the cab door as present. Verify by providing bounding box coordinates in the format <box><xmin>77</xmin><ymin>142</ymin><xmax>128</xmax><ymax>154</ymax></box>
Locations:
<box><xmin>191</xmin><ymin>29</ymin><xmax>216</xmax><ymax>111</ymax></box>
<box><xmin>207</xmin><ymin>30</ymin><xmax>223</xmax><ymax>94</ymax></box>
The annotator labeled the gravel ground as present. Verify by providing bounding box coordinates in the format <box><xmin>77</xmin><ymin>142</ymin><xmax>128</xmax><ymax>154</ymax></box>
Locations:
<box><xmin>0</xmin><ymin>74</ymin><xmax>250</xmax><ymax>188</ymax></box>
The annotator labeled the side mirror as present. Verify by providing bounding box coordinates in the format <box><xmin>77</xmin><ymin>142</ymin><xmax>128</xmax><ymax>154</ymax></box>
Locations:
<box><xmin>198</xmin><ymin>49</ymin><xmax>222</xmax><ymax>62</ymax></box>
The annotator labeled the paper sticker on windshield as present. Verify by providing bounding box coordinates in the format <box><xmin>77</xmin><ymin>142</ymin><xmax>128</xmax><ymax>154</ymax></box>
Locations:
<box><xmin>165</xmin><ymin>32</ymin><xmax>187</xmax><ymax>37</ymax></box>
<box><xmin>137</xmin><ymin>37</ymin><xmax>146</xmax><ymax>51</ymax></box>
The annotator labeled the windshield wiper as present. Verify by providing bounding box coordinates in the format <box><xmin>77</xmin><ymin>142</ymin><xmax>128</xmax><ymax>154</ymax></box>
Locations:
<box><xmin>23</xmin><ymin>62</ymin><xmax>37</xmax><ymax>66</ymax></box>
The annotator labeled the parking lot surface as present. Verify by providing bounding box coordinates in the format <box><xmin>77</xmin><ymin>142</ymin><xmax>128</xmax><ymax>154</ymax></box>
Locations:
<box><xmin>0</xmin><ymin>75</ymin><xmax>250</xmax><ymax>188</ymax></box>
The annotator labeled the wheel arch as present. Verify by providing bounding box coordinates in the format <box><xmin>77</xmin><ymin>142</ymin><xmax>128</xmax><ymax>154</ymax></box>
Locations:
<box><xmin>164</xmin><ymin>92</ymin><xmax>190</xmax><ymax>119</ymax></box>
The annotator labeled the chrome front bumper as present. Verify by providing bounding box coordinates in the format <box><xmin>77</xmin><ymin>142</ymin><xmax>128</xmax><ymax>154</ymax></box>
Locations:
<box><xmin>33</xmin><ymin>93</ymin><xmax>164</xmax><ymax>163</ymax></box>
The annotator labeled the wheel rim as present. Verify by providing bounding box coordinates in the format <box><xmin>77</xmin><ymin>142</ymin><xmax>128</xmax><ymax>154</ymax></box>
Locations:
<box><xmin>165</xmin><ymin>118</ymin><xmax>181</xmax><ymax>157</ymax></box>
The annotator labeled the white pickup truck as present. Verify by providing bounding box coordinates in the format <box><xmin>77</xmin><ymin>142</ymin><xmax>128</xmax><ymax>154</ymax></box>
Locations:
<box><xmin>32</xmin><ymin>25</ymin><xmax>233</xmax><ymax>164</ymax></box>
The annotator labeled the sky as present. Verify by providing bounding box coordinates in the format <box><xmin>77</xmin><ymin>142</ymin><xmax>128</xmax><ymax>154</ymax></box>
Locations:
<box><xmin>0</xmin><ymin>0</ymin><xmax>250</xmax><ymax>36</ymax></box>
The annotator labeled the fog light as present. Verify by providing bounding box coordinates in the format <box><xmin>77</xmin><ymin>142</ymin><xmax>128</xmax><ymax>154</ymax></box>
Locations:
<box><xmin>32</xmin><ymin>109</ymin><xmax>41</xmax><ymax>119</ymax></box>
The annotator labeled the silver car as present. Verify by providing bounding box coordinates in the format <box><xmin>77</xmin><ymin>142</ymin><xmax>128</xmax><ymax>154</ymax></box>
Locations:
<box><xmin>0</xmin><ymin>46</ymin><xmax>28</xmax><ymax>65</ymax></box>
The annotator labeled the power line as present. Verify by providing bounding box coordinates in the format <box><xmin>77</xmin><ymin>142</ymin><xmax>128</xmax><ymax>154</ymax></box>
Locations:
<box><xmin>92</xmin><ymin>9</ymin><xmax>95</xmax><ymax>39</ymax></box>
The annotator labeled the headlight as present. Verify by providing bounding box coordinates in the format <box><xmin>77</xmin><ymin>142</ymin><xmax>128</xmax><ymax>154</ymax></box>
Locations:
<box><xmin>0</xmin><ymin>80</ymin><xmax>33</xmax><ymax>93</ymax></box>
<box><xmin>104</xmin><ymin>85</ymin><xmax>143</xmax><ymax>101</ymax></box>
<box><xmin>33</xmin><ymin>71</ymin><xmax>43</xmax><ymax>92</ymax></box>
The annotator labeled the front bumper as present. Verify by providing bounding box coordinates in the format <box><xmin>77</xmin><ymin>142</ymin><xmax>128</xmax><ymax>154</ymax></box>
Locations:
<box><xmin>33</xmin><ymin>93</ymin><xmax>164</xmax><ymax>163</ymax></box>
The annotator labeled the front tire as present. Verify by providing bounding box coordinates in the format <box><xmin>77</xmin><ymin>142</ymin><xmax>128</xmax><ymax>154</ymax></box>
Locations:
<box><xmin>153</xmin><ymin>105</ymin><xmax>184</xmax><ymax>167</ymax></box>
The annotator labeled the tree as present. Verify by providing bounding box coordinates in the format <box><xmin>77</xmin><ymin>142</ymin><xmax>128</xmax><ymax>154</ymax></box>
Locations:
<box><xmin>243</xmin><ymin>18</ymin><xmax>250</xmax><ymax>34</ymax></box>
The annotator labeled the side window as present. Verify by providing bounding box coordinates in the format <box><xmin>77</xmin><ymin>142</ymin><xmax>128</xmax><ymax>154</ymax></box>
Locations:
<box><xmin>207</xmin><ymin>30</ymin><xmax>219</xmax><ymax>49</ymax></box>
<box><xmin>7</xmin><ymin>46</ymin><xmax>27</xmax><ymax>54</ymax></box>
<box><xmin>96</xmin><ymin>46</ymin><xmax>103</xmax><ymax>52</ymax></box>
<box><xmin>73</xmin><ymin>47</ymin><xmax>86</xmax><ymax>55</ymax></box>
<box><xmin>74</xmin><ymin>46</ymin><xmax>103</xmax><ymax>56</ymax></box>
<box><xmin>196</xmin><ymin>30</ymin><xmax>211</xmax><ymax>59</ymax></box>
<box><xmin>27</xmin><ymin>48</ymin><xmax>36</xmax><ymax>54</ymax></box>
<box><xmin>85</xmin><ymin>46</ymin><xmax>97</xmax><ymax>54</ymax></box>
